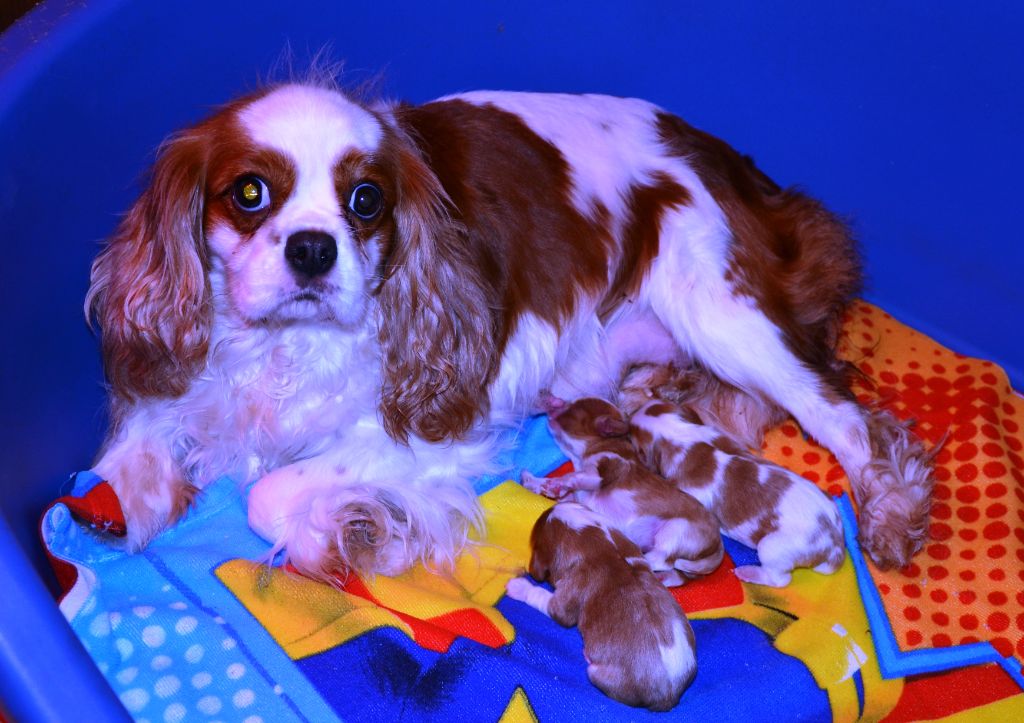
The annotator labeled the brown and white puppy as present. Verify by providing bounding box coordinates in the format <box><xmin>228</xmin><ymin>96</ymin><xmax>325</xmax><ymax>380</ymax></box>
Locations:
<box><xmin>506</xmin><ymin>502</ymin><xmax>696</xmax><ymax>711</ymax></box>
<box><xmin>522</xmin><ymin>395</ymin><xmax>723</xmax><ymax>585</ymax></box>
<box><xmin>621</xmin><ymin>364</ymin><xmax>845</xmax><ymax>587</ymax></box>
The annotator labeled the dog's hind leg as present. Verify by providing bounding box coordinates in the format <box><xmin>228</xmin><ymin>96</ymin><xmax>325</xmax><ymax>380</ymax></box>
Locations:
<box><xmin>648</xmin><ymin>231</ymin><xmax>931</xmax><ymax>569</ymax></box>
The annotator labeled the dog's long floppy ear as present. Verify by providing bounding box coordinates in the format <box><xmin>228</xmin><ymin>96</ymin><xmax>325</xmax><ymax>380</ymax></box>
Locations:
<box><xmin>86</xmin><ymin>130</ymin><xmax>212</xmax><ymax>401</ymax></box>
<box><xmin>376</xmin><ymin>129</ymin><xmax>497</xmax><ymax>444</ymax></box>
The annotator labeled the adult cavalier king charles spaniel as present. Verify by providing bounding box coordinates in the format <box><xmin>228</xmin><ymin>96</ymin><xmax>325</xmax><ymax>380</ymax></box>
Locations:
<box><xmin>88</xmin><ymin>79</ymin><xmax>933</xmax><ymax>578</ymax></box>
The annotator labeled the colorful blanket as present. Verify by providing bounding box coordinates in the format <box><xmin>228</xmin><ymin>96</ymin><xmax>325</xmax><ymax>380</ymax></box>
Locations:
<box><xmin>42</xmin><ymin>302</ymin><xmax>1024</xmax><ymax>721</ymax></box>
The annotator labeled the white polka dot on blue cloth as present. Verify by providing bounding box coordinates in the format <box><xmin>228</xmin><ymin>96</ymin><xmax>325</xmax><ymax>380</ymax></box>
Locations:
<box><xmin>154</xmin><ymin>675</ymin><xmax>181</xmax><ymax>699</ymax></box>
<box><xmin>89</xmin><ymin>614</ymin><xmax>111</xmax><ymax>638</ymax></box>
<box><xmin>197</xmin><ymin>695</ymin><xmax>223</xmax><ymax>715</ymax></box>
<box><xmin>184</xmin><ymin>643</ymin><xmax>205</xmax><ymax>663</ymax></box>
<box><xmin>120</xmin><ymin>688</ymin><xmax>149</xmax><ymax>713</ymax></box>
<box><xmin>233</xmin><ymin>689</ymin><xmax>255</xmax><ymax>709</ymax></box>
<box><xmin>163</xmin><ymin>702</ymin><xmax>186</xmax><ymax>723</ymax></box>
<box><xmin>174</xmin><ymin>616</ymin><xmax>198</xmax><ymax>635</ymax></box>
<box><xmin>142</xmin><ymin>625</ymin><xmax>166</xmax><ymax>648</ymax></box>
<box><xmin>115</xmin><ymin>638</ymin><xmax>134</xmax><ymax>662</ymax></box>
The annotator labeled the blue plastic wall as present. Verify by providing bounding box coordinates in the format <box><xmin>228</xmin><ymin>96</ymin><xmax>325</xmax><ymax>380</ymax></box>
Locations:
<box><xmin>1</xmin><ymin>1</ymin><xmax>1021</xmax><ymax>719</ymax></box>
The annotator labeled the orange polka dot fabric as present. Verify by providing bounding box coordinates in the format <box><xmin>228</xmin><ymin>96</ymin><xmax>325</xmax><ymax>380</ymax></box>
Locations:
<box><xmin>758</xmin><ymin>301</ymin><xmax>1023</xmax><ymax>661</ymax></box>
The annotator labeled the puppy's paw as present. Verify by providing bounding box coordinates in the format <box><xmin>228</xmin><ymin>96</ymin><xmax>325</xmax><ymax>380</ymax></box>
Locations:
<box><xmin>654</xmin><ymin>569</ymin><xmax>686</xmax><ymax>588</ymax></box>
<box><xmin>520</xmin><ymin>470</ymin><xmax>565</xmax><ymax>498</ymax></box>
<box><xmin>734</xmin><ymin>564</ymin><xmax>791</xmax><ymax>588</ymax></box>
<box><xmin>505</xmin><ymin>576</ymin><xmax>534</xmax><ymax>601</ymax></box>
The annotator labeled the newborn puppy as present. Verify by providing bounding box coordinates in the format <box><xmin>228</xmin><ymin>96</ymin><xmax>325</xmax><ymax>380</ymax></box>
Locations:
<box><xmin>621</xmin><ymin>365</ymin><xmax>845</xmax><ymax>587</ymax></box>
<box><xmin>521</xmin><ymin>395</ymin><xmax>723</xmax><ymax>585</ymax></box>
<box><xmin>506</xmin><ymin>502</ymin><xmax>696</xmax><ymax>711</ymax></box>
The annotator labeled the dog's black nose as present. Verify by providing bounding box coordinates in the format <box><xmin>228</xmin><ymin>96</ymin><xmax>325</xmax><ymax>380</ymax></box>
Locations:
<box><xmin>285</xmin><ymin>231</ymin><xmax>337</xmax><ymax>278</ymax></box>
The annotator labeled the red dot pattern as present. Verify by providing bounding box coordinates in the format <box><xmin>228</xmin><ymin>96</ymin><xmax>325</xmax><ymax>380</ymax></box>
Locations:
<box><xmin>760</xmin><ymin>302</ymin><xmax>1024</xmax><ymax>659</ymax></box>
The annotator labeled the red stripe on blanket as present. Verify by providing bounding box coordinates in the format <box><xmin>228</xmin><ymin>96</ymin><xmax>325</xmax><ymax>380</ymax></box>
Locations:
<box><xmin>339</xmin><ymin>575</ymin><xmax>507</xmax><ymax>653</ymax></box>
<box><xmin>59</xmin><ymin>481</ymin><xmax>127</xmax><ymax>537</ymax></box>
<box><xmin>42</xmin><ymin>481</ymin><xmax>127</xmax><ymax>599</ymax></box>
<box><xmin>882</xmin><ymin>663</ymin><xmax>1022</xmax><ymax>722</ymax></box>
<box><xmin>672</xmin><ymin>550</ymin><xmax>744</xmax><ymax>613</ymax></box>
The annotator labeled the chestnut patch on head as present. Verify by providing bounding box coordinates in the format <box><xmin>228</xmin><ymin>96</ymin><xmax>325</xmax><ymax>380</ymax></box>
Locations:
<box><xmin>333</xmin><ymin>148</ymin><xmax>397</xmax><ymax>260</ymax></box>
<box><xmin>642</xmin><ymin>402</ymin><xmax>677</xmax><ymax>418</ymax></box>
<box><xmin>204</xmin><ymin>124</ymin><xmax>297</xmax><ymax>240</ymax></box>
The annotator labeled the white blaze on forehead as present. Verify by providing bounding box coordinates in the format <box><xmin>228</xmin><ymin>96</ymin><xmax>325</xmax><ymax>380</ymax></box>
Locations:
<box><xmin>240</xmin><ymin>84</ymin><xmax>382</xmax><ymax>162</ymax></box>
<box><xmin>237</xmin><ymin>85</ymin><xmax>384</xmax><ymax>234</ymax></box>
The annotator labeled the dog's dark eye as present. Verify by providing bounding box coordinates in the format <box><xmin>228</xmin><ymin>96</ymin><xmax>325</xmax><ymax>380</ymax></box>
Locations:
<box><xmin>349</xmin><ymin>182</ymin><xmax>383</xmax><ymax>220</ymax></box>
<box><xmin>232</xmin><ymin>175</ymin><xmax>270</xmax><ymax>212</ymax></box>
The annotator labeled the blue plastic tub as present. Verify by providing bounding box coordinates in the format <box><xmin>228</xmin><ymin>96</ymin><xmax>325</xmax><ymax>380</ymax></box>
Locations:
<box><xmin>1</xmin><ymin>1</ymin><xmax>1021</xmax><ymax>719</ymax></box>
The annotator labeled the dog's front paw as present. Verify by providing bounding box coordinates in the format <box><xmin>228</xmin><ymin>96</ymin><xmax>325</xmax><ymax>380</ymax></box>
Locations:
<box><xmin>248</xmin><ymin>466</ymin><xmax>479</xmax><ymax>582</ymax></box>
<box><xmin>858</xmin><ymin>493</ymin><xmax>929</xmax><ymax>570</ymax></box>
<box><xmin>250</xmin><ymin>483</ymin><xmax>410</xmax><ymax>580</ymax></box>
<box><xmin>94</xmin><ymin>442</ymin><xmax>196</xmax><ymax>551</ymax></box>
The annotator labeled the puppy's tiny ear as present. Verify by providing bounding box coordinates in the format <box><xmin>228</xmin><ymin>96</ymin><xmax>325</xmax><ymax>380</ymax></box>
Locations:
<box><xmin>595</xmin><ymin>415</ymin><xmax>630</xmax><ymax>438</ymax></box>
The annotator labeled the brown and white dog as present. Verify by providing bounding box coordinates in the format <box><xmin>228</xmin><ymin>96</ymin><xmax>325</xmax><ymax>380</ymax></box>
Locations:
<box><xmin>522</xmin><ymin>395</ymin><xmax>723</xmax><ymax>585</ymax></box>
<box><xmin>621</xmin><ymin>364</ymin><xmax>844</xmax><ymax>587</ymax></box>
<box><xmin>506</xmin><ymin>502</ymin><xmax>696</xmax><ymax>711</ymax></box>
<box><xmin>87</xmin><ymin>76</ymin><xmax>932</xmax><ymax>579</ymax></box>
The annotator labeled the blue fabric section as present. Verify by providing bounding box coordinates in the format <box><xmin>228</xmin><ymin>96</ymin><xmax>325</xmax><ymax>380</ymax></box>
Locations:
<box><xmin>42</xmin><ymin>474</ymin><xmax>338</xmax><ymax>722</ymax></box>
<box><xmin>722</xmin><ymin>535</ymin><xmax>760</xmax><ymax>568</ymax></box>
<box><xmin>473</xmin><ymin>414</ymin><xmax>567</xmax><ymax>494</ymax></box>
<box><xmin>39</xmin><ymin>428</ymin><xmax>572</xmax><ymax>721</ymax></box>
<box><xmin>298</xmin><ymin>601</ymin><xmax>828</xmax><ymax>721</ymax></box>
<box><xmin>838</xmin><ymin>495</ymin><xmax>1024</xmax><ymax>689</ymax></box>
<box><xmin>997</xmin><ymin>656</ymin><xmax>1024</xmax><ymax>689</ymax></box>
<box><xmin>853</xmin><ymin>669</ymin><xmax>865</xmax><ymax>719</ymax></box>
<box><xmin>41</xmin><ymin>436</ymin><xmax>836</xmax><ymax>720</ymax></box>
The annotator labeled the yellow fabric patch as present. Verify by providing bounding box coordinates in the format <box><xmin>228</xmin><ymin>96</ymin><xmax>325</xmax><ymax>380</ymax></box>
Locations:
<box><xmin>215</xmin><ymin>481</ymin><xmax>553</xmax><ymax>659</ymax></box>
<box><xmin>692</xmin><ymin>553</ymin><xmax>903</xmax><ymax>721</ymax></box>
<box><xmin>498</xmin><ymin>686</ymin><xmax>540</xmax><ymax>723</ymax></box>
